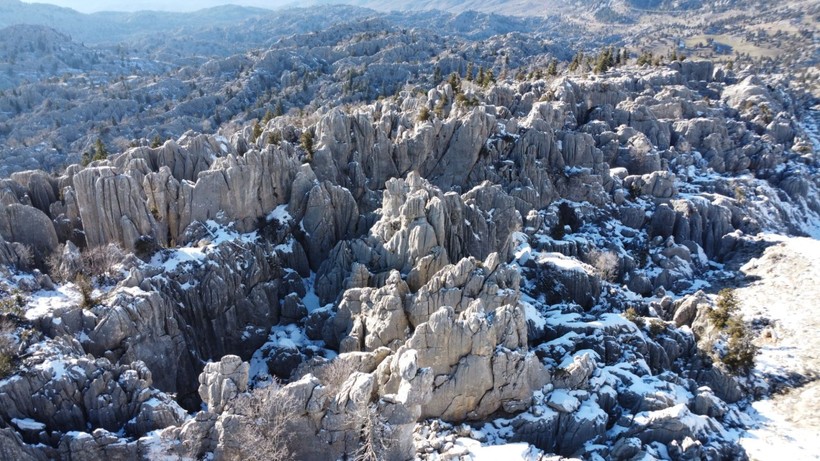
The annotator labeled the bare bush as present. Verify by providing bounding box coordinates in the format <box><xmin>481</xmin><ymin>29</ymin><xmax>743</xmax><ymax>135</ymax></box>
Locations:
<box><xmin>74</xmin><ymin>273</ymin><xmax>98</xmax><ymax>309</ymax></box>
<box><xmin>81</xmin><ymin>244</ymin><xmax>125</xmax><ymax>282</ymax></box>
<box><xmin>624</xmin><ymin>306</ymin><xmax>645</xmax><ymax>328</ymax></box>
<box><xmin>45</xmin><ymin>244</ymin><xmax>66</xmax><ymax>282</ymax></box>
<box><xmin>231</xmin><ymin>383</ymin><xmax>296</xmax><ymax>461</ymax></box>
<box><xmin>314</xmin><ymin>357</ymin><xmax>356</xmax><ymax>395</ymax></box>
<box><xmin>14</xmin><ymin>244</ymin><xmax>33</xmax><ymax>270</ymax></box>
<box><xmin>589</xmin><ymin>249</ymin><xmax>619</xmax><ymax>282</ymax></box>
<box><xmin>46</xmin><ymin>243</ymin><xmax>126</xmax><ymax>286</ymax></box>
<box><xmin>353</xmin><ymin>404</ymin><xmax>395</xmax><ymax>461</ymax></box>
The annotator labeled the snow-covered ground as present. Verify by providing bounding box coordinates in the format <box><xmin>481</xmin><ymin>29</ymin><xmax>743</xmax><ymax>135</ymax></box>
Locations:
<box><xmin>734</xmin><ymin>235</ymin><xmax>820</xmax><ymax>460</ymax></box>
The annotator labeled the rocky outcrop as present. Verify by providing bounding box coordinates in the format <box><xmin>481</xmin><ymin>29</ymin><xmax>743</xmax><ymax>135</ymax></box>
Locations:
<box><xmin>0</xmin><ymin>337</ymin><xmax>185</xmax><ymax>445</ymax></box>
<box><xmin>0</xmin><ymin>203</ymin><xmax>58</xmax><ymax>259</ymax></box>
<box><xmin>73</xmin><ymin>167</ymin><xmax>158</xmax><ymax>251</ymax></box>
<box><xmin>83</xmin><ymin>229</ymin><xmax>285</xmax><ymax>408</ymax></box>
<box><xmin>624</xmin><ymin>171</ymin><xmax>677</xmax><ymax>199</ymax></box>
<box><xmin>314</xmin><ymin>172</ymin><xmax>522</xmax><ymax>305</ymax></box>
<box><xmin>0</xmin><ymin>52</ymin><xmax>813</xmax><ymax>461</ymax></box>
<box><xmin>300</xmin><ymin>181</ymin><xmax>359</xmax><ymax>271</ymax></box>
<box><xmin>8</xmin><ymin>170</ymin><xmax>58</xmax><ymax>216</ymax></box>
<box><xmin>380</xmin><ymin>301</ymin><xmax>546</xmax><ymax>421</ymax></box>
<box><xmin>198</xmin><ymin>355</ymin><xmax>249</xmax><ymax>414</ymax></box>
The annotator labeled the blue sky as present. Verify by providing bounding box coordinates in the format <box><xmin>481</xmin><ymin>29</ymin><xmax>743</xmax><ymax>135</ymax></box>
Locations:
<box><xmin>20</xmin><ymin>1</ymin><xmax>296</xmax><ymax>13</ymax></box>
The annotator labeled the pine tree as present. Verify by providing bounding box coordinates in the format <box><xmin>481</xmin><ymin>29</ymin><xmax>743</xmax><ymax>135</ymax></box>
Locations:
<box><xmin>434</xmin><ymin>94</ymin><xmax>448</xmax><ymax>119</ymax></box>
<box><xmin>252</xmin><ymin>120</ymin><xmax>263</xmax><ymax>141</ymax></box>
<box><xmin>546</xmin><ymin>59</ymin><xmax>558</xmax><ymax>76</ymax></box>
<box><xmin>92</xmin><ymin>138</ymin><xmax>108</xmax><ymax>161</ymax></box>
<box><xmin>483</xmin><ymin>69</ymin><xmax>495</xmax><ymax>87</ymax></box>
<box><xmin>300</xmin><ymin>129</ymin><xmax>314</xmax><ymax>160</ymax></box>
<box><xmin>465</xmin><ymin>62</ymin><xmax>474</xmax><ymax>82</ymax></box>
<box><xmin>594</xmin><ymin>48</ymin><xmax>612</xmax><ymax>74</ymax></box>
<box><xmin>448</xmin><ymin>72</ymin><xmax>461</xmax><ymax>94</ymax></box>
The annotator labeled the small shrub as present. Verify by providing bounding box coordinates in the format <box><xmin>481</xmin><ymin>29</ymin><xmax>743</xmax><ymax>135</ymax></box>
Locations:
<box><xmin>0</xmin><ymin>293</ymin><xmax>25</xmax><ymax>318</ymax></box>
<box><xmin>81</xmin><ymin>244</ymin><xmax>125</xmax><ymax>283</ymax></box>
<box><xmin>434</xmin><ymin>94</ymin><xmax>448</xmax><ymax>119</ymax></box>
<box><xmin>0</xmin><ymin>319</ymin><xmax>17</xmax><ymax>379</ymax></box>
<box><xmin>75</xmin><ymin>274</ymin><xmax>98</xmax><ymax>309</ymax></box>
<box><xmin>232</xmin><ymin>383</ymin><xmax>295</xmax><ymax>461</ymax></box>
<box><xmin>300</xmin><ymin>129</ymin><xmax>315</xmax><ymax>161</ymax></box>
<box><xmin>252</xmin><ymin>120</ymin><xmax>263</xmax><ymax>141</ymax></box>
<box><xmin>648</xmin><ymin>319</ymin><xmax>665</xmax><ymax>337</ymax></box>
<box><xmin>315</xmin><ymin>357</ymin><xmax>356</xmax><ymax>395</ymax></box>
<box><xmin>589</xmin><ymin>249</ymin><xmax>619</xmax><ymax>282</ymax></box>
<box><xmin>624</xmin><ymin>307</ymin><xmax>644</xmax><ymax>328</ymax></box>
<box><xmin>15</xmin><ymin>245</ymin><xmax>33</xmax><ymax>270</ymax></box>
<box><xmin>722</xmin><ymin>317</ymin><xmax>757</xmax><ymax>374</ymax></box>
<box><xmin>550</xmin><ymin>222</ymin><xmax>566</xmax><ymax>240</ymax></box>
<box><xmin>733</xmin><ymin>185</ymin><xmax>746</xmax><ymax>204</ymax></box>
<box><xmin>709</xmin><ymin>288</ymin><xmax>738</xmax><ymax>330</ymax></box>
<box><xmin>45</xmin><ymin>244</ymin><xmax>69</xmax><ymax>283</ymax></box>
<box><xmin>417</xmin><ymin>106</ymin><xmax>431</xmax><ymax>122</ymax></box>
<box><xmin>354</xmin><ymin>404</ymin><xmax>395</xmax><ymax>461</ymax></box>
<box><xmin>267</xmin><ymin>130</ymin><xmax>282</xmax><ymax>146</ymax></box>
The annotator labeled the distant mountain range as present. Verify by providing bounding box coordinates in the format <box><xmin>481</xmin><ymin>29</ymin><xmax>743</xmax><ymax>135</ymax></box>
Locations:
<box><xmin>0</xmin><ymin>0</ymin><xmax>730</xmax><ymax>44</ymax></box>
<box><xmin>0</xmin><ymin>0</ymin><xmax>275</xmax><ymax>44</ymax></box>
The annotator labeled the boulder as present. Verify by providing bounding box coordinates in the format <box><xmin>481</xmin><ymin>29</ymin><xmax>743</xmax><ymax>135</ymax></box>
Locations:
<box><xmin>0</xmin><ymin>203</ymin><xmax>58</xmax><ymax>258</ymax></box>
<box><xmin>198</xmin><ymin>355</ymin><xmax>249</xmax><ymax>414</ymax></box>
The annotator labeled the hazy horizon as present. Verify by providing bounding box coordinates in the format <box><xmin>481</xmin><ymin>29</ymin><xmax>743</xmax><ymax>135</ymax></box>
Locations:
<box><xmin>19</xmin><ymin>0</ymin><xmax>300</xmax><ymax>13</ymax></box>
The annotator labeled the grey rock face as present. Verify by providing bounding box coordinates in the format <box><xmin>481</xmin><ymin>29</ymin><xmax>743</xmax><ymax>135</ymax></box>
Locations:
<box><xmin>334</xmin><ymin>270</ymin><xmax>410</xmax><ymax>352</ymax></box>
<box><xmin>73</xmin><ymin>167</ymin><xmax>158</xmax><ymax>251</ymax></box>
<box><xmin>301</xmin><ymin>181</ymin><xmax>359</xmax><ymax>271</ymax></box>
<box><xmin>398</xmin><ymin>302</ymin><xmax>544</xmax><ymax>421</ymax></box>
<box><xmin>672</xmin><ymin>290</ymin><xmax>710</xmax><ymax>327</ymax></box>
<box><xmin>9</xmin><ymin>170</ymin><xmax>58</xmax><ymax>216</ymax></box>
<box><xmin>199</xmin><ymin>355</ymin><xmax>249</xmax><ymax>414</ymax></box>
<box><xmin>0</xmin><ymin>428</ymin><xmax>47</xmax><ymax>461</ymax></box>
<box><xmin>0</xmin><ymin>47</ymin><xmax>812</xmax><ymax>461</ymax></box>
<box><xmin>533</xmin><ymin>254</ymin><xmax>602</xmax><ymax>309</ymax></box>
<box><xmin>0</xmin><ymin>203</ymin><xmax>58</xmax><ymax>258</ymax></box>
<box><xmin>627</xmin><ymin>404</ymin><xmax>724</xmax><ymax>445</ymax></box>
<box><xmin>314</xmin><ymin>172</ymin><xmax>523</xmax><ymax>306</ymax></box>
<box><xmin>624</xmin><ymin>171</ymin><xmax>677</xmax><ymax>199</ymax></box>
<box><xmin>0</xmin><ymin>337</ymin><xmax>184</xmax><ymax>443</ymax></box>
<box><xmin>512</xmin><ymin>398</ymin><xmax>607</xmax><ymax>456</ymax></box>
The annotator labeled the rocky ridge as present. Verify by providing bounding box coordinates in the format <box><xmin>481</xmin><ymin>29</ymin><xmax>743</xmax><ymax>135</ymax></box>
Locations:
<box><xmin>0</xmin><ymin>55</ymin><xmax>817</xmax><ymax>460</ymax></box>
